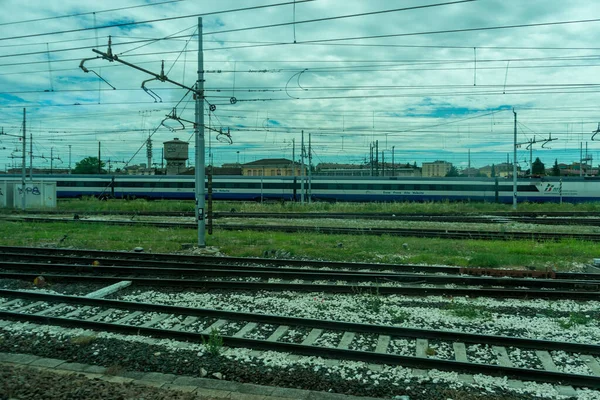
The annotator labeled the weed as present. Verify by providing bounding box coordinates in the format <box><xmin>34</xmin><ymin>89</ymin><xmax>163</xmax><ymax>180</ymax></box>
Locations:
<box><xmin>558</xmin><ymin>313</ymin><xmax>593</xmax><ymax>329</ymax></box>
<box><xmin>425</xmin><ymin>346</ymin><xmax>437</xmax><ymax>356</ymax></box>
<box><xmin>388</xmin><ymin>309</ymin><xmax>410</xmax><ymax>324</ymax></box>
<box><xmin>313</xmin><ymin>297</ymin><xmax>327</xmax><ymax>311</ymax></box>
<box><xmin>70</xmin><ymin>335</ymin><xmax>97</xmax><ymax>346</ymax></box>
<box><xmin>446</xmin><ymin>303</ymin><xmax>490</xmax><ymax>320</ymax></box>
<box><xmin>360</xmin><ymin>286</ymin><xmax>384</xmax><ymax>314</ymax></box>
<box><xmin>203</xmin><ymin>328</ymin><xmax>224</xmax><ymax>356</ymax></box>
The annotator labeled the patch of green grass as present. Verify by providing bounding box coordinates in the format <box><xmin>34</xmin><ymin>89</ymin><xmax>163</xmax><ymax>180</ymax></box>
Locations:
<box><xmin>0</xmin><ymin>219</ymin><xmax>596</xmax><ymax>271</ymax></box>
<box><xmin>52</xmin><ymin>198</ymin><xmax>600</xmax><ymax>215</ymax></box>
<box><xmin>468</xmin><ymin>253</ymin><xmax>501</xmax><ymax>268</ymax></box>
<box><xmin>558</xmin><ymin>312</ymin><xmax>594</xmax><ymax>329</ymax></box>
<box><xmin>388</xmin><ymin>309</ymin><xmax>410</xmax><ymax>324</ymax></box>
<box><xmin>446</xmin><ymin>303</ymin><xmax>491</xmax><ymax>320</ymax></box>
<box><xmin>69</xmin><ymin>335</ymin><xmax>97</xmax><ymax>346</ymax></box>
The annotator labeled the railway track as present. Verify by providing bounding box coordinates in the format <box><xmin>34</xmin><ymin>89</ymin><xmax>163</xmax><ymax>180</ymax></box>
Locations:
<box><xmin>8</xmin><ymin>210</ymin><xmax>600</xmax><ymax>225</ymax></box>
<box><xmin>4</xmin><ymin>245</ymin><xmax>600</xmax><ymax>279</ymax></box>
<box><xmin>2</xmin><ymin>248</ymin><xmax>600</xmax><ymax>299</ymax></box>
<box><xmin>1</xmin><ymin>288</ymin><xmax>599</xmax><ymax>389</ymax></box>
<box><xmin>4</xmin><ymin>215</ymin><xmax>600</xmax><ymax>241</ymax></box>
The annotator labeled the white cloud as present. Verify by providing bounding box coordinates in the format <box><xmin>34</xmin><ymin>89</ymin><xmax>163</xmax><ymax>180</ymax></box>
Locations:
<box><xmin>1</xmin><ymin>0</ymin><xmax>600</xmax><ymax>171</ymax></box>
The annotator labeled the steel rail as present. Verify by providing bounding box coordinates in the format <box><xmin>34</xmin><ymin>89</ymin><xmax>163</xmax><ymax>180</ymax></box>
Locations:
<box><xmin>1</xmin><ymin>272</ymin><xmax>599</xmax><ymax>299</ymax></box>
<box><xmin>1</xmin><ymin>246</ymin><xmax>598</xmax><ymax>281</ymax></box>
<box><xmin>0</xmin><ymin>245</ymin><xmax>459</xmax><ymax>273</ymax></box>
<box><xmin>1</xmin><ymin>289</ymin><xmax>599</xmax><ymax>388</ymax></box>
<box><xmin>10</xmin><ymin>209</ymin><xmax>600</xmax><ymax>224</ymax></box>
<box><xmin>5</xmin><ymin>216</ymin><xmax>600</xmax><ymax>241</ymax></box>
<box><xmin>2</xmin><ymin>261</ymin><xmax>599</xmax><ymax>290</ymax></box>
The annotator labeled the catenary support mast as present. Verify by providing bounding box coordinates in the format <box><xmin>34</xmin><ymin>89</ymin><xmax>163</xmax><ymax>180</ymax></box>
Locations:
<box><xmin>195</xmin><ymin>17</ymin><xmax>206</xmax><ymax>247</ymax></box>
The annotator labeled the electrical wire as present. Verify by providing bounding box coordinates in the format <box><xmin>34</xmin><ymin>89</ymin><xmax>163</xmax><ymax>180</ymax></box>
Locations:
<box><xmin>0</xmin><ymin>0</ymin><xmax>316</xmax><ymax>42</ymax></box>
<box><xmin>0</xmin><ymin>0</ymin><xmax>188</xmax><ymax>27</ymax></box>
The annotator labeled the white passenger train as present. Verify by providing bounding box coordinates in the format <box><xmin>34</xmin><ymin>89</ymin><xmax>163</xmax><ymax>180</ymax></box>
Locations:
<box><xmin>1</xmin><ymin>174</ymin><xmax>599</xmax><ymax>203</ymax></box>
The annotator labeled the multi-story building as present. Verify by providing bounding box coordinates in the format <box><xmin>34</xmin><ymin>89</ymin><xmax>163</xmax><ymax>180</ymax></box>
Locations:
<box><xmin>421</xmin><ymin>161</ymin><xmax>452</xmax><ymax>177</ymax></box>
<box><xmin>241</xmin><ymin>158</ymin><xmax>304</xmax><ymax>176</ymax></box>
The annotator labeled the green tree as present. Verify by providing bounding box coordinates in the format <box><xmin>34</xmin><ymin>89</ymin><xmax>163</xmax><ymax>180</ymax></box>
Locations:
<box><xmin>552</xmin><ymin>159</ymin><xmax>561</xmax><ymax>176</ymax></box>
<box><xmin>531</xmin><ymin>157</ymin><xmax>545</xmax><ymax>175</ymax></box>
<box><xmin>445</xmin><ymin>166</ymin><xmax>460</xmax><ymax>177</ymax></box>
<box><xmin>73</xmin><ymin>157</ymin><xmax>106</xmax><ymax>174</ymax></box>
<box><xmin>490</xmin><ymin>164</ymin><xmax>496</xmax><ymax>177</ymax></box>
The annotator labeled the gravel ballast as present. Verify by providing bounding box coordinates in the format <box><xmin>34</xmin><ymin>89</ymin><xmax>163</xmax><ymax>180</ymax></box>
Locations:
<box><xmin>1</xmin><ymin>321</ymin><xmax>599</xmax><ymax>400</ymax></box>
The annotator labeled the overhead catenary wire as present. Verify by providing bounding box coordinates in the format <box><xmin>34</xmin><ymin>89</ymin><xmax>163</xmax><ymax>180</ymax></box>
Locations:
<box><xmin>0</xmin><ymin>0</ymin><xmax>317</xmax><ymax>42</ymax></box>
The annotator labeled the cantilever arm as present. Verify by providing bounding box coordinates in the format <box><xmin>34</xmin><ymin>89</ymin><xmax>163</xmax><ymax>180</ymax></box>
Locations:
<box><xmin>142</xmin><ymin>78</ymin><xmax>162</xmax><ymax>102</ymax></box>
<box><xmin>79</xmin><ymin>56</ymin><xmax>116</xmax><ymax>90</ymax></box>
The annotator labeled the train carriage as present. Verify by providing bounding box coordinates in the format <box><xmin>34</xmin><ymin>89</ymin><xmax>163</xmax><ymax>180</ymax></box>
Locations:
<box><xmin>1</xmin><ymin>174</ymin><xmax>599</xmax><ymax>203</ymax></box>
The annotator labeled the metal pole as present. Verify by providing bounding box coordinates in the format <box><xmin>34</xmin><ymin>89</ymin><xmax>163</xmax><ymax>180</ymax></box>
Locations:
<box><xmin>195</xmin><ymin>17</ymin><xmax>206</xmax><ymax>247</ymax></box>
<box><xmin>29</xmin><ymin>132</ymin><xmax>32</xmax><ymax>179</ymax></box>
<box><xmin>529</xmin><ymin>139</ymin><xmax>533</xmax><ymax>176</ymax></box>
<box><xmin>98</xmin><ymin>142</ymin><xmax>101</xmax><ymax>173</ymax></box>
<box><xmin>308</xmin><ymin>132</ymin><xmax>312</xmax><ymax>203</ymax></box>
<box><xmin>300</xmin><ymin>130</ymin><xmax>305</xmax><ymax>204</ymax></box>
<box><xmin>375</xmin><ymin>140</ymin><xmax>379</xmax><ymax>176</ymax></box>
<box><xmin>291</xmin><ymin>138</ymin><xmax>295</xmax><ymax>201</ymax></box>
<box><xmin>580</xmin><ymin>142</ymin><xmax>583</xmax><ymax>177</ymax></box>
<box><xmin>392</xmin><ymin>146</ymin><xmax>395</xmax><ymax>176</ymax></box>
<box><xmin>21</xmin><ymin>108</ymin><xmax>26</xmax><ymax>211</ymax></box>
<box><xmin>512</xmin><ymin>109</ymin><xmax>517</xmax><ymax>210</ymax></box>
<box><xmin>69</xmin><ymin>145</ymin><xmax>72</xmax><ymax>174</ymax></box>
<box><xmin>50</xmin><ymin>148</ymin><xmax>53</xmax><ymax>174</ymax></box>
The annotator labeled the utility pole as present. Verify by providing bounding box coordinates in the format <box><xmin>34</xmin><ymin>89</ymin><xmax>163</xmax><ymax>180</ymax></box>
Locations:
<box><xmin>50</xmin><ymin>148</ymin><xmax>53</xmax><ymax>174</ymax></box>
<box><xmin>98</xmin><ymin>142</ymin><xmax>101</xmax><ymax>173</ymax></box>
<box><xmin>392</xmin><ymin>146</ymin><xmax>395</xmax><ymax>177</ymax></box>
<box><xmin>300</xmin><ymin>130</ymin><xmax>305</xmax><ymax>204</ymax></box>
<box><xmin>291</xmin><ymin>138</ymin><xmax>295</xmax><ymax>201</ymax></box>
<box><xmin>29</xmin><ymin>132</ymin><xmax>33</xmax><ymax>179</ymax></box>
<box><xmin>308</xmin><ymin>132</ymin><xmax>312</xmax><ymax>203</ymax></box>
<box><xmin>21</xmin><ymin>108</ymin><xmax>26</xmax><ymax>211</ymax></box>
<box><xmin>468</xmin><ymin>149</ymin><xmax>471</xmax><ymax>177</ymax></box>
<box><xmin>369</xmin><ymin>143</ymin><xmax>373</xmax><ymax>176</ymax></box>
<box><xmin>382</xmin><ymin>151</ymin><xmax>385</xmax><ymax>176</ymax></box>
<box><xmin>375</xmin><ymin>140</ymin><xmax>379</xmax><ymax>176</ymax></box>
<box><xmin>580</xmin><ymin>142</ymin><xmax>583</xmax><ymax>177</ymax></box>
<box><xmin>81</xmin><ymin>28</ymin><xmax>207</xmax><ymax>246</ymax></box>
<box><xmin>68</xmin><ymin>145</ymin><xmax>72</xmax><ymax>174</ymax></box>
<box><xmin>513</xmin><ymin>109</ymin><xmax>517</xmax><ymax>210</ymax></box>
<box><xmin>195</xmin><ymin>17</ymin><xmax>206</xmax><ymax>247</ymax></box>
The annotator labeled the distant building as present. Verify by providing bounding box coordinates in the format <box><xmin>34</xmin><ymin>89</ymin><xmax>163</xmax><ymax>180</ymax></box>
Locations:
<box><xmin>241</xmin><ymin>158</ymin><xmax>304</xmax><ymax>176</ymax></box>
<box><xmin>422</xmin><ymin>161</ymin><xmax>452</xmax><ymax>177</ymax></box>
<box><xmin>479</xmin><ymin>163</ymin><xmax>519</xmax><ymax>178</ymax></box>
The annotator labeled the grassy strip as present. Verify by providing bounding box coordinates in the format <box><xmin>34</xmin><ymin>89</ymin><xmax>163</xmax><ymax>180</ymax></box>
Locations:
<box><xmin>0</xmin><ymin>221</ymin><xmax>593</xmax><ymax>271</ymax></box>
<box><xmin>38</xmin><ymin>198</ymin><xmax>600</xmax><ymax>214</ymax></box>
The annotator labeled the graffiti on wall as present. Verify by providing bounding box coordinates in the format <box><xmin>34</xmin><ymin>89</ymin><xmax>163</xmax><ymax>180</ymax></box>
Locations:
<box><xmin>18</xmin><ymin>186</ymin><xmax>41</xmax><ymax>196</ymax></box>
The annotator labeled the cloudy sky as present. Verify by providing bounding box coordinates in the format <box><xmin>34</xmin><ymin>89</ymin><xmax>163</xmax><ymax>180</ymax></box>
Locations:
<box><xmin>1</xmin><ymin>0</ymin><xmax>600</xmax><ymax>172</ymax></box>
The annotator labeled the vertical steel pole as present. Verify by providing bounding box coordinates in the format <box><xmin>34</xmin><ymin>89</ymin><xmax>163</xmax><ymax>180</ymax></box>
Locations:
<box><xmin>308</xmin><ymin>132</ymin><xmax>312</xmax><ymax>203</ymax></box>
<box><xmin>512</xmin><ymin>109</ymin><xmax>517</xmax><ymax>210</ymax></box>
<box><xmin>29</xmin><ymin>132</ymin><xmax>32</xmax><ymax>179</ymax></box>
<box><xmin>300</xmin><ymin>130</ymin><xmax>305</xmax><ymax>204</ymax></box>
<box><xmin>21</xmin><ymin>108</ymin><xmax>26</xmax><ymax>211</ymax></box>
<box><xmin>392</xmin><ymin>146</ymin><xmax>395</xmax><ymax>176</ymax></box>
<box><xmin>291</xmin><ymin>138</ymin><xmax>295</xmax><ymax>201</ymax></box>
<box><xmin>195</xmin><ymin>17</ymin><xmax>206</xmax><ymax>247</ymax></box>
